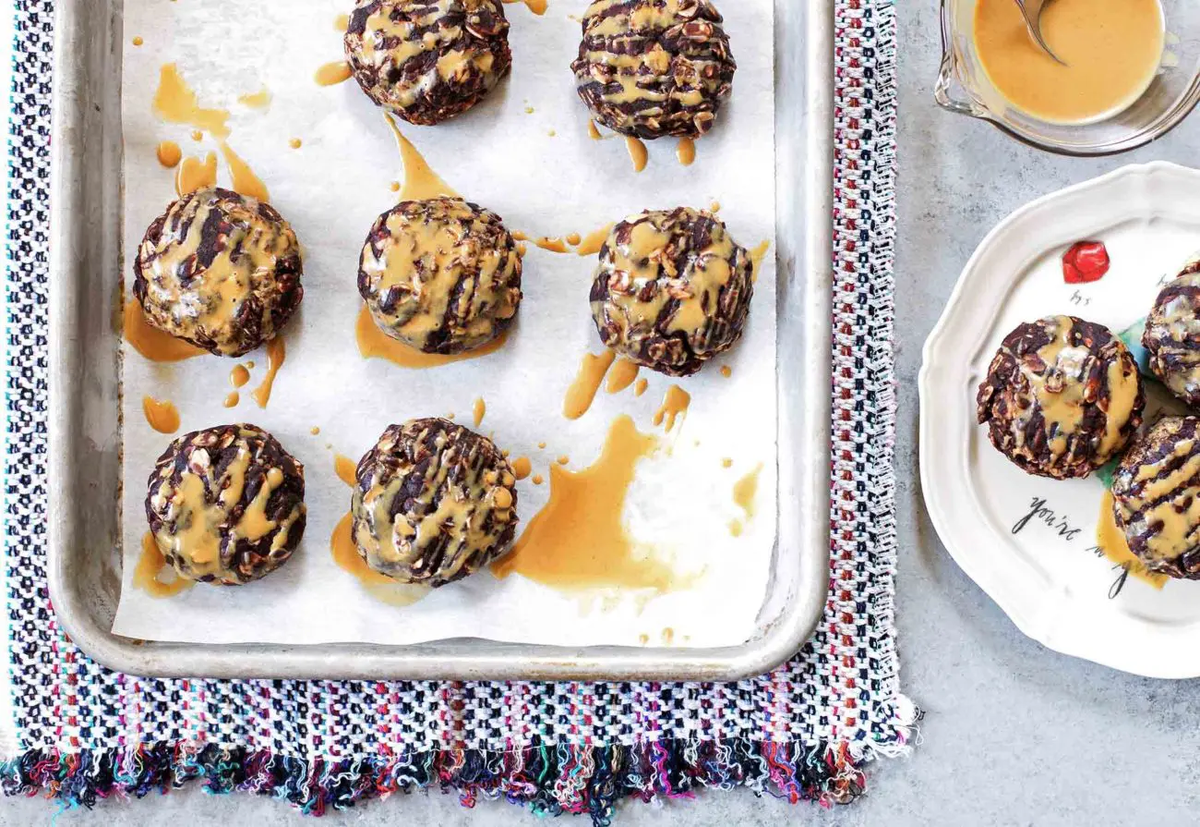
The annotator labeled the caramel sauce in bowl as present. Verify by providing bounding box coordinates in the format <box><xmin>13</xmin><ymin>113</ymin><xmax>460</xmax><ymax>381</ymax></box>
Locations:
<box><xmin>937</xmin><ymin>0</ymin><xmax>1200</xmax><ymax>155</ymax></box>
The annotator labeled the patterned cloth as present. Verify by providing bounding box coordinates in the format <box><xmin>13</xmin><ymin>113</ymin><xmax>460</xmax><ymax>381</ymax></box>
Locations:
<box><xmin>0</xmin><ymin>1</ymin><xmax>909</xmax><ymax>822</ymax></box>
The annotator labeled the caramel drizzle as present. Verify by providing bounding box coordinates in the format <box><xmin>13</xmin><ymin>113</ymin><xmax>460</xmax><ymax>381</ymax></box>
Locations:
<box><xmin>331</xmin><ymin>513</ymin><xmax>431</xmax><ymax>606</ymax></box>
<box><xmin>606</xmin><ymin>358</ymin><xmax>641</xmax><ymax>394</ymax></box>
<box><xmin>564</xmin><ymin>351</ymin><xmax>617</xmax><ymax>420</ymax></box>
<box><xmin>133</xmin><ymin>532</ymin><xmax>193</xmax><ymax>598</ymax></box>
<box><xmin>386</xmin><ymin>115</ymin><xmax>461</xmax><ymax>201</ymax></box>
<box><xmin>676</xmin><ymin>137</ymin><xmax>696</xmax><ymax>166</ymax></box>
<box><xmin>142</xmin><ymin>396</ymin><xmax>181</xmax><ymax>434</ymax></box>
<box><xmin>1096</xmin><ymin>491</ymin><xmax>1167</xmax><ymax>589</ymax></box>
<box><xmin>750</xmin><ymin>240</ymin><xmax>771</xmax><ymax>283</ymax></box>
<box><xmin>174</xmin><ymin>152</ymin><xmax>217</xmax><ymax>196</ymax></box>
<box><xmin>251</xmin><ymin>338</ymin><xmax>286</xmax><ymax>408</ymax></box>
<box><xmin>652</xmin><ymin>385</ymin><xmax>691</xmax><ymax>432</ymax></box>
<box><xmin>625</xmin><ymin>136</ymin><xmax>648</xmax><ymax>172</ymax></box>
<box><xmin>335</xmin><ymin>454</ymin><xmax>358</xmax><ymax>487</ymax></box>
<box><xmin>357</xmin><ymin>305</ymin><xmax>509</xmax><ymax>368</ymax></box>
<box><xmin>315</xmin><ymin>61</ymin><xmax>353</xmax><ymax>86</ymax></box>
<box><xmin>153</xmin><ymin>63</ymin><xmax>231</xmax><ymax>138</ymax></box>
<box><xmin>219</xmin><ymin>142</ymin><xmax>270</xmax><ymax>202</ymax></box>
<box><xmin>123</xmin><ymin>300</ymin><xmax>204</xmax><ymax>362</ymax></box>
<box><xmin>1118</xmin><ymin>432</ymin><xmax>1200</xmax><ymax>561</ymax></box>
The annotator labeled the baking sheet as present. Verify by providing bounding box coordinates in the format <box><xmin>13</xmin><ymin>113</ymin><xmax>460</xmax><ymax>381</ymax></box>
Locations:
<box><xmin>112</xmin><ymin>0</ymin><xmax>778</xmax><ymax>648</ymax></box>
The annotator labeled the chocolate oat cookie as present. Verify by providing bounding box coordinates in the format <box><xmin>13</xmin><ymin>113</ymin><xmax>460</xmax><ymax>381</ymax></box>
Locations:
<box><xmin>344</xmin><ymin>0</ymin><xmax>512</xmax><ymax>125</ymax></box>
<box><xmin>1112</xmin><ymin>416</ymin><xmax>1200</xmax><ymax>580</ymax></box>
<box><xmin>571</xmin><ymin>0</ymin><xmax>736</xmax><ymax>140</ymax></box>
<box><xmin>589</xmin><ymin>207</ymin><xmax>753</xmax><ymax>377</ymax></box>
<box><xmin>134</xmin><ymin>187</ymin><xmax>304</xmax><ymax>358</ymax></box>
<box><xmin>350</xmin><ymin>418</ymin><xmax>518</xmax><ymax>586</ymax></box>
<box><xmin>976</xmin><ymin>315</ymin><xmax>1144</xmax><ymax>480</ymax></box>
<box><xmin>1144</xmin><ymin>255</ymin><xmax>1200</xmax><ymax>406</ymax></box>
<box><xmin>145</xmin><ymin>424</ymin><xmax>307</xmax><ymax>585</ymax></box>
<box><xmin>358</xmin><ymin>197</ymin><xmax>523</xmax><ymax>354</ymax></box>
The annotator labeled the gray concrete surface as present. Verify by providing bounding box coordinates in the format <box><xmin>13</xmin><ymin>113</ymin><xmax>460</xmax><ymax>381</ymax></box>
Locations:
<box><xmin>5</xmin><ymin>3</ymin><xmax>1200</xmax><ymax>825</ymax></box>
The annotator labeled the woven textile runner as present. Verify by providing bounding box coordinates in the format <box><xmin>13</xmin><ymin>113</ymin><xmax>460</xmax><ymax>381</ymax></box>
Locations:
<box><xmin>1</xmin><ymin>1</ymin><xmax>909</xmax><ymax>822</ymax></box>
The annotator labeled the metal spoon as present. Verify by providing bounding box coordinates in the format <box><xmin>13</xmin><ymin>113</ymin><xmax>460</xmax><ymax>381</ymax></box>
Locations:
<box><xmin>1015</xmin><ymin>0</ymin><xmax>1067</xmax><ymax>66</ymax></box>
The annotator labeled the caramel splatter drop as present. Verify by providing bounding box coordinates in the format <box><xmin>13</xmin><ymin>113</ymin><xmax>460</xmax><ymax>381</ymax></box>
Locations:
<box><xmin>311</xmin><ymin>426</ymin><xmax>321</xmax><ymax>436</ymax></box>
<box><xmin>676</xmin><ymin>137</ymin><xmax>696</xmax><ymax>166</ymax></box>
<box><xmin>223</xmin><ymin>391</ymin><xmax>239</xmax><ymax>408</ymax></box>
<box><xmin>588</xmin><ymin>119</ymin><xmax>602</xmax><ymax>140</ymax></box>
<box><xmin>237</xmin><ymin>88</ymin><xmax>272</xmax><ymax>109</ymax></box>
<box><xmin>511</xmin><ymin>456</ymin><xmax>533</xmax><ymax>480</ymax></box>
<box><xmin>335</xmin><ymin>454</ymin><xmax>358</xmax><ymax>487</ymax></box>
<box><xmin>531</xmin><ymin>474</ymin><xmax>545</xmax><ymax>485</ymax></box>
<box><xmin>156</xmin><ymin>140</ymin><xmax>182</xmax><ymax>168</ymax></box>
<box><xmin>575</xmin><ymin>224</ymin><xmax>613</xmax><ymax>256</ymax></box>
<box><xmin>473</xmin><ymin>398</ymin><xmax>487</xmax><ymax>428</ymax></box>
<box><xmin>503</xmin><ymin>0</ymin><xmax>548</xmax><ymax>13</ymax></box>
<box><xmin>251</xmin><ymin>338</ymin><xmax>286</xmax><ymax>408</ymax></box>
<box><xmin>564</xmin><ymin>351</ymin><xmax>616</xmax><ymax>420</ymax></box>
<box><xmin>557</xmin><ymin>456</ymin><xmax>570</xmax><ymax>466</ymax></box>
<box><xmin>720</xmin><ymin>365</ymin><xmax>733</xmax><ymax>378</ymax></box>
<box><xmin>315</xmin><ymin>61</ymin><xmax>353</xmax><ymax>86</ymax></box>
<box><xmin>132</xmin><ymin>36</ymin><xmax>144</xmax><ymax>46</ymax></box>
<box><xmin>625</xmin><ymin>136</ymin><xmax>648</xmax><ymax>172</ymax></box>
<box><xmin>289</xmin><ymin>138</ymin><xmax>302</xmax><ymax>149</ymax></box>
<box><xmin>652</xmin><ymin>385</ymin><xmax>692</xmax><ymax>432</ymax></box>
<box><xmin>334</xmin><ymin>13</ymin><xmax>350</xmax><ymax>31</ymax></box>
<box><xmin>230</xmin><ymin>364</ymin><xmax>251</xmax><ymax>388</ymax></box>
<box><xmin>535</xmin><ymin>237</ymin><xmax>570</xmax><ymax>253</ymax></box>
<box><xmin>142</xmin><ymin>396</ymin><xmax>180</xmax><ymax>434</ymax></box>
<box><xmin>330</xmin><ymin>513</ymin><xmax>430</xmax><ymax>605</ymax></box>
<box><xmin>634</xmin><ymin>378</ymin><xmax>649</xmax><ymax>397</ymax></box>
<box><xmin>606</xmin><ymin>359</ymin><xmax>640</xmax><ymax>394</ymax></box>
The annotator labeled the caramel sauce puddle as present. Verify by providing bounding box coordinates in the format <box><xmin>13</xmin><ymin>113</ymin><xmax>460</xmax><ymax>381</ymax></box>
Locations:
<box><xmin>493</xmin><ymin>415</ymin><xmax>678</xmax><ymax>591</ymax></box>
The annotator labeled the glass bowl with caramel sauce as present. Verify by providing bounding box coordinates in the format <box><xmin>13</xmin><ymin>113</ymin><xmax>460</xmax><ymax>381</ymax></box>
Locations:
<box><xmin>937</xmin><ymin>0</ymin><xmax>1200</xmax><ymax>155</ymax></box>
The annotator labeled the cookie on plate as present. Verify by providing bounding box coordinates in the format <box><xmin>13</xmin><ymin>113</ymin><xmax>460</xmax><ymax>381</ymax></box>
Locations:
<box><xmin>358</xmin><ymin>197</ymin><xmax>523</xmax><ymax>354</ymax></box>
<box><xmin>350</xmin><ymin>418</ymin><xmax>518</xmax><ymax>586</ymax></box>
<box><xmin>133</xmin><ymin>187</ymin><xmax>304</xmax><ymax>358</ymax></box>
<box><xmin>1112</xmin><ymin>416</ymin><xmax>1200</xmax><ymax>580</ymax></box>
<box><xmin>1143</xmin><ymin>255</ymin><xmax>1200</xmax><ymax>406</ymax></box>
<box><xmin>145</xmin><ymin>424</ymin><xmax>307</xmax><ymax>585</ymax></box>
<box><xmin>344</xmin><ymin>0</ymin><xmax>512</xmax><ymax>125</ymax></box>
<box><xmin>589</xmin><ymin>207</ymin><xmax>753</xmax><ymax>376</ymax></box>
<box><xmin>570</xmin><ymin>0</ymin><xmax>736</xmax><ymax>139</ymax></box>
<box><xmin>976</xmin><ymin>315</ymin><xmax>1144</xmax><ymax>480</ymax></box>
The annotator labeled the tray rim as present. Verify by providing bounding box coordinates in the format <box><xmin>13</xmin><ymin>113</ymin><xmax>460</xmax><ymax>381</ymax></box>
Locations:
<box><xmin>918</xmin><ymin>160</ymin><xmax>1200</xmax><ymax>679</ymax></box>
<box><xmin>47</xmin><ymin>0</ymin><xmax>834</xmax><ymax>681</ymax></box>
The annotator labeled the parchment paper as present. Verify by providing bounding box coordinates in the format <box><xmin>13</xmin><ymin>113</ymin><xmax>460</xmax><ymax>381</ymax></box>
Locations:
<box><xmin>112</xmin><ymin>0</ymin><xmax>778</xmax><ymax>648</ymax></box>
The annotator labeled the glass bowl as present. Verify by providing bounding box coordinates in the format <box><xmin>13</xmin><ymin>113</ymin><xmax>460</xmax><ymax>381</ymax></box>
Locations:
<box><xmin>936</xmin><ymin>0</ymin><xmax>1200</xmax><ymax>155</ymax></box>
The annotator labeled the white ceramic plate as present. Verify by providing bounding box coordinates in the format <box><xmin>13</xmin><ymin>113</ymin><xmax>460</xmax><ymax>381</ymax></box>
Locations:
<box><xmin>919</xmin><ymin>161</ymin><xmax>1200</xmax><ymax>679</ymax></box>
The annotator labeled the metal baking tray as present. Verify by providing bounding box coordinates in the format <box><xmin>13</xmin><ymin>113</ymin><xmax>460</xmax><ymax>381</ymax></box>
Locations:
<box><xmin>47</xmin><ymin>0</ymin><xmax>833</xmax><ymax>681</ymax></box>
